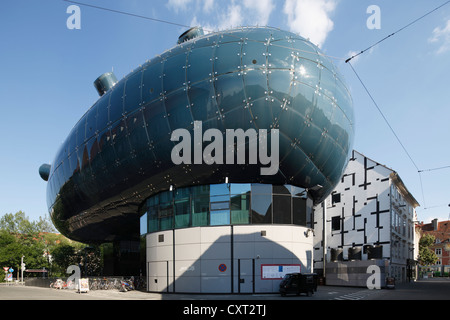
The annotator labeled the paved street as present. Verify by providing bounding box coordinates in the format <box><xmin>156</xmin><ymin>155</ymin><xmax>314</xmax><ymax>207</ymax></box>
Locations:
<box><xmin>1</xmin><ymin>279</ymin><xmax>448</xmax><ymax>318</ymax></box>
<box><xmin>1</xmin><ymin>277</ymin><xmax>449</xmax><ymax>301</ymax></box>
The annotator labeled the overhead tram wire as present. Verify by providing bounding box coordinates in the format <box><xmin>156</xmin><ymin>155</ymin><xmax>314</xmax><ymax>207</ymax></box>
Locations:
<box><xmin>347</xmin><ymin>62</ymin><xmax>420</xmax><ymax>172</ymax></box>
<box><xmin>348</xmin><ymin>60</ymin><xmax>429</xmax><ymax>208</ymax></box>
<box><xmin>62</xmin><ymin>0</ymin><xmax>347</xmax><ymax>63</ymax></box>
<box><xmin>345</xmin><ymin>1</ymin><xmax>450</xmax><ymax>209</ymax></box>
<box><xmin>418</xmin><ymin>165</ymin><xmax>450</xmax><ymax>173</ymax></box>
<box><xmin>345</xmin><ymin>0</ymin><xmax>450</xmax><ymax>63</ymax></box>
<box><xmin>63</xmin><ymin>0</ymin><xmax>191</xmax><ymax>29</ymax></box>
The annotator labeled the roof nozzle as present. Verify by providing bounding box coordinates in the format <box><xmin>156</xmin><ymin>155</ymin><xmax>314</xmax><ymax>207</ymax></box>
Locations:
<box><xmin>39</xmin><ymin>163</ymin><xmax>51</xmax><ymax>181</ymax></box>
<box><xmin>177</xmin><ymin>26</ymin><xmax>204</xmax><ymax>44</ymax></box>
<box><xmin>94</xmin><ymin>72</ymin><xmax>118</xmax><ymax>96</ymax></box>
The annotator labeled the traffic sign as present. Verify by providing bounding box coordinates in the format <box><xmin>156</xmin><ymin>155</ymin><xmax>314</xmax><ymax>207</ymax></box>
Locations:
<box><xmin>218</xmin><ymin>264</ymin><xmax>227</xmax><ymax>272</ymax></box>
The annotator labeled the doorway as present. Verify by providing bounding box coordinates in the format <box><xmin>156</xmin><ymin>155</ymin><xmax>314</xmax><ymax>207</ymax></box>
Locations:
<box><xmin>237</xmin><ymin>259</ymin><xmax>255</xmax><ymax>293</ymax></box>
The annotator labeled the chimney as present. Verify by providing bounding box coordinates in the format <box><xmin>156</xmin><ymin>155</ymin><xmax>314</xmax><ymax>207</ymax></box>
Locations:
<box><xmin>432</xmin><ymin>218</ymin><xmax>438</xmax><ymax>231</ymax></box>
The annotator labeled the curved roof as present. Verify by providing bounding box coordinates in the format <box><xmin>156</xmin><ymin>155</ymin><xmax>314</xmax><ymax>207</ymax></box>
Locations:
<box><xmin>43</xmin><ymin>26</ymin><xmax>354</xmax><ymax>242</ymax></box>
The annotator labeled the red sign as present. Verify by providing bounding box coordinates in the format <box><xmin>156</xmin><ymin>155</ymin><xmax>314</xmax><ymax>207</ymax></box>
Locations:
<box><xmin>218</xmin><ymin>264</ymin><xmax>227</xmax><ymax>272</ymax></box>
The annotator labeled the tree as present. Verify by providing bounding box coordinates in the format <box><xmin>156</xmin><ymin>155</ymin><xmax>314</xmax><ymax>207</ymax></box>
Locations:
<box><xmin>0</xmin><ymin>211</ymin><xmax>104</xmax><ymax>278</ymax></box>
<box><xmin>418</xmin><ymin>234</ymin><xmax>439</xmax><ymax>266</ymax></box>
<box><xmin>0</xmin><ymin>211</ymin><xmax>55</xmax><ymax>234</ymax></box>
<box><xmin>0</xmin><ymin>212</ymin><xmax>56</xmax><ymax>276</ymax></box>
<box><xmin>51</xmin><ymin>245</ymin><xmax>79</xmax><ymax>276</ymax></box>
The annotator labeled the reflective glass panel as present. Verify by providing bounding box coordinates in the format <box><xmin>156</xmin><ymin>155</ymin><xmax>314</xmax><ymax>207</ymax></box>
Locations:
<box><xmin>215</xmin><ymin>72</ymin><xmax>245</xmax><ymax>113</ymax></box>
<box><xmin>210</xmin><ymin>209</ymin><xmax>230</xmax><ymax>225</ymax></box>
<box><xmin>124</xmin><ymin>70</ymin><xmax>142</xmax><ymax>115</ymax></box>
<box><xmin>148</xmin><ymin>206</ymin><xmax>159</xmax><ymax>233</ymax></box>
<box><xmin>175</xmin><ymin>197</ymin><xmax>190</xmax><ymax>229</ymax></box>
<box><xmin>273</xmin><ymin>185</ymin><xmax>290</xmax><ymax>194</ymax></box>
<box><xmin>96</xmin><ymin>92</ymin><xmax>110</xmax><ymax>132</ymax></box>
<box><xmin>268</xmin><ymin>69</ymin><xmax>293</xmax><ymax>104</ymax></box>
<box><xmin>268</xmin><ymin>40</ymin><xmax>294</xmax><ymax>69</ymax></box>
<box><xmin>293</xmin><ymin>197</ymin><xmax>306</xmax><ymax>226</ymax></box>
<box><xmin>187</xmin><ymin>46</ymin><xmax>214</xmax><ymax>84</ymax></box>
<box><xmin>109</xmin><ymin>81</ymin><xmax>125</xmax><ymax>124</ymax></box>
<box><xmin>294</xmin><ymin>59</ymin><xmax>320</xmax><ymax>88</ymax></box>
<box><xmin>251</xmin><ymin>183</ymin><xmax>272</xmax><ymax>194</ymax></box>
<box><xmin>230</xmin><ymin>183</ymin><xmax>251</xmax><ymax>195</ymax></box>
<box><xmin>142</xmin><ymin>62</ymin><xmax>163</xmax><ymax>104</ymax></box>
<box><xmin>165</xmin><ymin>89</ymin><xmax>192</xmax><ymax>130</ymax></box>
<box><xmin>126</xmin><ymin>108</ymin><xmax>151</xmax><ymax>161</ymax></box>
<box><xmin>231</xmin><ymin>194</ymin><xmax>250</xmax><ymax>224</ymax></box>
<box><xmin>85</xmin><ymin>103</ymin><xmax>98</xmax><ymax>139</ymax></box>
<box><xmin>192</xmin><ymin>195</ymin><xmax>209</xmax><ymax>227</ymax></box>
<box><xmin>163</xmin><ymin>53</ymin><xmax>187</xmax><ymax>94</ymax></box>
<box><xmin>213</xmin><ymin>42</ymin><xmax>242</xmax><ymax>75</ymax></box>
<box><xmin>188</xmin><ymin>80</ymin><xmax>218</xmax><ymax>122</ymax></box>
<box><xmin>75</xmin><ymin>118</ymin><xmax>86</xmax><ymax>147</ymax></box>
<box><xmin>335</xmin><ymin>78</ymin><xmax>353</xmax><ymax>118</ymax></box>
<box><xmin>140</xmin><ymin>212</ymin><xmax>148</xmax><ymax>235</ymax></box>
<box><xmin>291</xmin><ymin>39</ymin><xmax>318</xmax><ymax>63</ymax></box>
<box><xmin>251</xmin><ymin>193</ymin><xmax>272</xmax><ymax>224</ymax></box>
<box><xmin>242</xmin><ymin>41</ymin><xmax>267</xmax><ymax>69</ymax></box>
<box><xmin>210</xmin><ymin>183</ymin><xmax>229</xmax><ymax>196</ymax></box>
<box><xmin>273</xmin><ymin>195</ymin><xmax>291</xmax><ymax>224</ymax></box>
<box><xmin>243</xmin><ymin>69</ymin><xmax>268</xmax><ymax>102</ymax></box>
<box><xmin>211</xmin><ymin>201</ymin><xmax>230</xmax><ymax>210</ymax></box>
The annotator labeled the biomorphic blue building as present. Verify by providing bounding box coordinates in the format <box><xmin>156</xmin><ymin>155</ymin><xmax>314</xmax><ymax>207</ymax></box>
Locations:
<box><xmin>40</xmin><ymin>26</ymin><xmax>354</xmax><ymax>293</ymax></box>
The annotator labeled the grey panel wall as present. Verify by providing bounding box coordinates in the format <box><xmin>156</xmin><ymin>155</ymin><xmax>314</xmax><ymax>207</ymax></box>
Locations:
<box><xmin>146</xmin><ymin>225</ymin><xmax>313</xmax><ymax>293</ymax></box>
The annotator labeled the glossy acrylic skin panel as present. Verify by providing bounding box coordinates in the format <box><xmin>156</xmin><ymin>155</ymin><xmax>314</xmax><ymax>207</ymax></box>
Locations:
<box><xmin>46</xmin><ymin>27</ymin><xmax>354</xmax><ymax>242</ymax></box>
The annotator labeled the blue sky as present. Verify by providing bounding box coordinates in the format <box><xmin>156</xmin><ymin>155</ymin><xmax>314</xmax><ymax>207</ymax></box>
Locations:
<box><xmin>1</xmin><ymin>0</ymin><xmax>449</xmax><ymax>226</ymax></box>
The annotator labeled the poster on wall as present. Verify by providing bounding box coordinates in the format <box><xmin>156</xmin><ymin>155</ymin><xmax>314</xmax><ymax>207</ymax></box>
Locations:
<box><xmin>261</xmin><ymin>264</ymin><xmax>301</xmax><ymax>280</ymax></box>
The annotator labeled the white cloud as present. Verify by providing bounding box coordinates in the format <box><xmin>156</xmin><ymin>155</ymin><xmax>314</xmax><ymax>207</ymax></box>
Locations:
<box><xmin>167</xmin><ymin>0</ymin><xmax>193</xmax><ymax>13</ymax></box>
<box><xmin>202</xmin><ymin>0</ymin><xmax>214</xmax><ymax>13</ymax></box>
<box><xmin>222</xmin><ymin>1</ymin><xmax>244</xmax><ymax>29</ymax></box>
<box><xmin>167</xmin><ymin>0</ymin><xmax>275</xmax><ymax>32</ymax></box>
<box><xmin>243</xmin><ymin>0</ymin><xmax>275</xmax><ymax>26</ymax></box>
<box><xmin>429</xmin><ymin>20</ymin><xmax>450</xmax><ymax>54</ymax></box>
<box><xmin>283</xmin><ymin>0</ymin><xmax>337</xmax><ymax>47</ymax></box>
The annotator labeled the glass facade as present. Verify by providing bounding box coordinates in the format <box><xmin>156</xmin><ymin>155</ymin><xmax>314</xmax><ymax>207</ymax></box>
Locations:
<box><xmin>140</xmin><ymin>183</ymin><xmax>312</xmax><ymax>234</ymax></box>
<box><xmin>45</xmin><ymin>26</ymin><xmax>353</xmax><ymax>243</ymax></box>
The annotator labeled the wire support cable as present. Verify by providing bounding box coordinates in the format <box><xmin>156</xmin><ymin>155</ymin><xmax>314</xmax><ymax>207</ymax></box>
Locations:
<box><xmin>345</xmin><ymin>0</ymin><xmax>450</xmax><ymax>63</ymax></box>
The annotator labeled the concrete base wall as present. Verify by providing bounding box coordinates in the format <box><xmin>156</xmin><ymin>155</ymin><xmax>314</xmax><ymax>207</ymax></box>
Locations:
<box><xmin>325</xmin><ymin>259</ymin><xmax>388</xmax><ymax>287</ymax></box>
<box><xmin>145</xmin><ymin>225</ymin><xmax>314</xmax><ymax>293</ymax></box>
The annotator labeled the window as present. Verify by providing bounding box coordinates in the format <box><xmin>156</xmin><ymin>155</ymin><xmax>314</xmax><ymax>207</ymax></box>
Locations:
<box><xmin>331</xmin><ymin>193</ymin><xmax>341</xmax><ymax>204</ymax></box>
<box><xmin>292</xmin><ymin>197</ymin><xmax>306</xmax><ymax>226</ymax></box>
<box><xmin>273</xmin><ymin>195</ymin><xmax>291</xmax><ymax>224</ymax></box>
<box><xmin>436</xmin><ymin>248</ymin><xmax>442</xmax><ymax>255</ymax></box>
<box><xmin>231</xmin><ymin>193</ymin><xmax>250</xmax><ymax>224</ymax></box>
<box><xmin>331</xmin><ymin>216</ymin><xmax>341</xmax><ymax>231</ymax></box>
<box><xmin>140</xmin><ymin>183</ymin><xmax>314</xmax><ymax>233</ymax></box>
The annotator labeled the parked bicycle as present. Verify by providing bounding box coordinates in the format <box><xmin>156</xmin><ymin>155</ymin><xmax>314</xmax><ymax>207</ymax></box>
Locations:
<box><xmin>119</xmin><ymin>278</ymin><xmax>135</xmax><ymax>292</ymax></box>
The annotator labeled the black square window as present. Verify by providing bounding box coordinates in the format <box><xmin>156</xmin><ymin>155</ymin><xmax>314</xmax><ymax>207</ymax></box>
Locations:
<box><xmin>331</xmin><ymin>216</ymin><xmax>341</xmax><ymax>231</ymax></box>
<box><xmin>332</xmin><ymin>193</ymin><xmax>341</xmax><ymax>204</ymax></box>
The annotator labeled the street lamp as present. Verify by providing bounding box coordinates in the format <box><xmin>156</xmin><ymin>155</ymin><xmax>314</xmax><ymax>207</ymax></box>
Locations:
<box><xmin>20</xmin><ymin>256</ymin><xmax>25</xmax><ymax>283</ymax></box>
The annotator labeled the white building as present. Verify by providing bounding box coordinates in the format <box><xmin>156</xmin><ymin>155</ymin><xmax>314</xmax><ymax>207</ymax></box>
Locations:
<box><xmin>313</xmin><ymin>150</ymin><xmax>420</xmax><ymax>286</ymax></box>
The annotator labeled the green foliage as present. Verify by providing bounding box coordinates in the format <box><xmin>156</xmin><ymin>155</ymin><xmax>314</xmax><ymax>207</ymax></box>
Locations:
<box><xmin>0</xmin><ymin>211</ymin><xmax>102</xmax><ymax>279</ymax></box>
<box><xmin>418</xmin><ymin>234</ymin><xmax>439</xmax><ymax>266</ymax></box>
<box><xmin>0</xmin><ymin>211</ymin><xmax>55</xmax><ymax>235</ymax></box>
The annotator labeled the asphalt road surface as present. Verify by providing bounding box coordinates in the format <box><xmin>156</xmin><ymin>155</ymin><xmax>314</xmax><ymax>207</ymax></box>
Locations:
<box><xmin>1</xmin><ymin>279</ymin><xmax>448</xmax><ymax>318</ymax></box>
<box><xmin>1</xmin><ymin>277</ymin><xmax>449</xmax><ymax>300</ymax></box>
